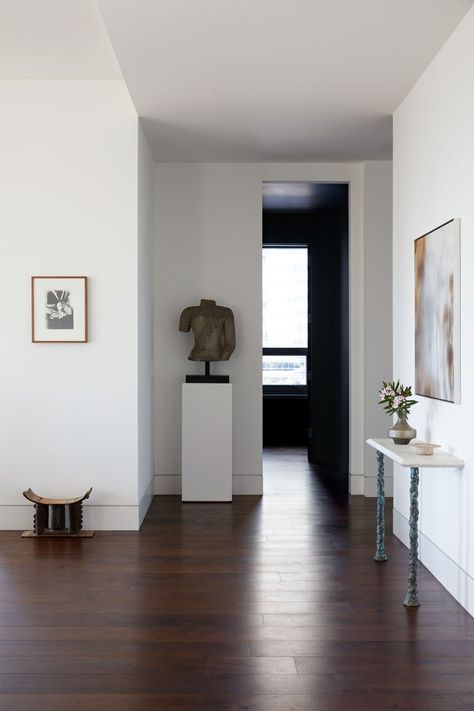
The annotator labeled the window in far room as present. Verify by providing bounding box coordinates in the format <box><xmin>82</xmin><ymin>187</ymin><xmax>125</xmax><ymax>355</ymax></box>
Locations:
<box><xmin>262</xmin><ymin>246</ymin><xmax>308</xmax><ymax>392</ymax></box>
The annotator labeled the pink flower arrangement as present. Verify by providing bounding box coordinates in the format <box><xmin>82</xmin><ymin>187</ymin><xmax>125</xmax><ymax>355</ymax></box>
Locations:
<box><xmin>378</xmin><ymin>380</ymin><xmax>417</xmax><ymax>418</ymax></box>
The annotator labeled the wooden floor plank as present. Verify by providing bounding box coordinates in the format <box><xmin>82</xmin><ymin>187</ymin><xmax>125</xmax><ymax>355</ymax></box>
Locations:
<box><xmin>0</xmin><ymin>447</ymin><xmax>471</xmax><ymax>710</ymax></box>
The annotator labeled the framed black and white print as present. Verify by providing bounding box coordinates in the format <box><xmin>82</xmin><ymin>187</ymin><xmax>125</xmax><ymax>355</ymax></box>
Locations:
<box><xmin>32</xmin><ymin>276</ymin><xmax>88</xmax><ymax>343</ymax></box>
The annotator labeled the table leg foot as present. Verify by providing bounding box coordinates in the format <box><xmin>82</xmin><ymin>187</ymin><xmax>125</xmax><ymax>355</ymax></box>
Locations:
<box><xmin>403</xmin><ymin>593</ymin><xmax>420</xmax><ymax>607</ymax></box>
<box><xmin>374</xmin><ymin>552</ymin><xmax>388</xmax><ymax>562</ymax></box>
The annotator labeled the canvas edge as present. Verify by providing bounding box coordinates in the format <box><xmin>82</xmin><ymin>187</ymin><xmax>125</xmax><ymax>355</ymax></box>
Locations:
<box><xmin>452</xmin><ymin>217</ymin><xmax>461</xmax><ymax>404</ymax></box>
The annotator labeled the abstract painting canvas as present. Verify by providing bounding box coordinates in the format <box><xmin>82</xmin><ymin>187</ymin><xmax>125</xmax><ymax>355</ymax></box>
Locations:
<box><xmin>415</xmin><ymin>219</ymin><xmax>460</xmax><ymax>403</ymax></box>
<box><xmin>32</xmin><ymin>276</ymin><xmax>88</xmax><ymax>343</ymax></box>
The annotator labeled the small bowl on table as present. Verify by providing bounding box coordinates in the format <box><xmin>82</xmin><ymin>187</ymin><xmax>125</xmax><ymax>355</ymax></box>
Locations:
<box><xmin>413</xmin><ymin>442</ymin><xmax>441</xmax><ymax>456</ymax></box>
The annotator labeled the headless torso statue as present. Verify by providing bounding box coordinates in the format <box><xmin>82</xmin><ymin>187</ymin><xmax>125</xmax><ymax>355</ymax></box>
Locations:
<box><xmin>179</xmin><ymin>299</ymin><xmax>235</xmax><ymax>382</ymax></box>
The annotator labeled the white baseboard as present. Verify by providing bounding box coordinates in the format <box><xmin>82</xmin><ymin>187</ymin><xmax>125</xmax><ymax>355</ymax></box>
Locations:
<box><xmin>138</xmin><ymin>479</ymin><xmax>154</xmax><ymax>527</ymax></box>
<box><xmin>83</xmin><ymin>505</ymin><xmax>140</xmax><ymax>530</ymax></box>
<box><xmin>232</xmin><ymin>475</ymin><xmax>263</xmax><ymax>495</ymax></box>
<box><xmin>393</xmin><ymin>508</ymin><xmax>474</xmax><ymax>618</ymax></box>
<box><xmin>154</xmin><ymin>475</ymin><xmax>181</xmax><ymax>495</ymax></box>
<box><xmin>364</xmin><ymin>476</ymin><xmax>393</xmax><ymax>498</ymax></box>
<box><xmin>350</xmin><ymin>475</ymin><xmax>393</xmax><ymax>497</ymax></box>
<box><xmin>154</xmin><ymin>475</ymin><xmax>263</xmax><ymax>496</ymax></box>
<box><xmin>350</xmin><ymin>475</ymin><xmax>364</xmax><ymax>495</ymax></box>
<box><xmin>0</xmin><ymin>504</ymin><xmax>141</xmax><ymax>531</ymax></box>
<box><xmin>0</xmin><ymin>506</ymin><xmax>33</xmax><ymax>530</ymax></box>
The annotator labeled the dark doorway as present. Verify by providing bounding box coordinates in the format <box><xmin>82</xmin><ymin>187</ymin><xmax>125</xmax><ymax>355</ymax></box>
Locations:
<box><xmin>262</xmin><ymin>182</ymin><xmax>349</xmax><ymax>485</ymax></box>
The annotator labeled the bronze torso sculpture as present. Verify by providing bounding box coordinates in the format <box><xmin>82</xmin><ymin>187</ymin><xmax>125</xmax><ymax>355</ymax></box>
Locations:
<box><xmin>179</xmin><ymin>299</ymin><xmax>235</xmax><ymax>362</ymax></box>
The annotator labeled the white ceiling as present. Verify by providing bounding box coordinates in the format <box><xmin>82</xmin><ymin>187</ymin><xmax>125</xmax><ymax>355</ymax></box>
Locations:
<box><xmin>98</xmin><ymin>0</ymin><xmax>473</xmax><ymax>161</ymax></box>
<box><xmin>0</xmin><ymin>0</ymin><xmax>121</xmax><ymax>78</ymax></box>
<box><xmin>1</xmin><ymin>1</ymin><xmax>472</xmax><ymax>161</ymax></box>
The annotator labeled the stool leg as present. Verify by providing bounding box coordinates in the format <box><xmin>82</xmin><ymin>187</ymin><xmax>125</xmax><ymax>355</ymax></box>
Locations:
<box><xmin>50</xmin><ymin>505</ymin><xmax>66</xmax><ymax>531</ymax></box>
<box><xmin>374</xmin><ymin>451</ymin><xmax>388</xmax><ymax>561</ymax></box>
<box><xmin>34</xmin><ymin>504</ymin><xmax>48</xmax><ymax>535</ymax></box>
<box><xmin>404</xmin><ymin>467</ymin><xmax>420</xmax><ymax>607</ymax></box>
<box><xmin>69</xmin><ymin>503</ymin><xmax>83</xmax><ymax>534</ymax></box>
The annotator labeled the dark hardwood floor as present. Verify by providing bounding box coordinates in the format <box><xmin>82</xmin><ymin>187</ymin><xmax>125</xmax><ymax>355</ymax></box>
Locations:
<box><xmin>0</xmin><ymin>448</ymin><xmax>473</xmax><ymax>710</ymax></box>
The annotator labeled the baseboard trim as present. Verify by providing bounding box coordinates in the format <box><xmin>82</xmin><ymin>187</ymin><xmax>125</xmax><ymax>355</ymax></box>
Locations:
<box><xmin>0</xmin><ymin>504</ymin><xmax>141</xmax><ymax>531</ymax></box>
<box><xmin>232</xmin><ymin>475</ymin><xmax>263</xmax><ymax>495</ymax></box>
<box><xmin>350</xmin><ymin>475</ymin><xmax>364</xmax><ymax>495</ymax></box>
<box><xmin>138</xmin><ymin>479</ymin><xmax>154</xmax><ymax>527</ymax></box>
<box><xmin>364</xmin><ymin>476</ymin><xmax>393</xmax><ymax>498</ymax></box>
<box><xmin>154</xmin><ymin>475</ymin><xmax>263</xmax><ymax>496</ymax></box>
<box><xmin>154</xmin><ymin>475</ymin><xmax>181</xmax><ymax>495</ymax></box>
<box><xmin>393</xmin><ymin>508</ymin><xmax>474</xmax><ymax>618</ymax></box>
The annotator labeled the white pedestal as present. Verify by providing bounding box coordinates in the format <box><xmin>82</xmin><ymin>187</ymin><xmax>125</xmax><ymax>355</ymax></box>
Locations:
<box><xmin>182</xmin><ymin>384</ymin><xmax>232</xmax><ymax>502</ymax></box>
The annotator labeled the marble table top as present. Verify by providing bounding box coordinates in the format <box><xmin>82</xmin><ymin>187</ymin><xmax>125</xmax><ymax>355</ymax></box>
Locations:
<box><xmin>366</xmin><ymin>438</ymin><xmax>464</xmax><ymax>469</ymax></box>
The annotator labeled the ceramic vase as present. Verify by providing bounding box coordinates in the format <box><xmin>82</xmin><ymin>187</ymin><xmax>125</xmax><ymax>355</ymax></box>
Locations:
<box><xmin>388</xmin><ymin>416</ymin><xmax>416</xmax><ymax>445</ymax></box>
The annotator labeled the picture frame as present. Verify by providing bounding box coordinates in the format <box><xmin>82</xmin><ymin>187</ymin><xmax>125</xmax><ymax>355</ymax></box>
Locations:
<box><xmin>31</xmin><ymin>276</ymin><xmax>88</xmax><ymax>343</ymax></box>
<box><xmin>414</xmin><ymin>219</ymin><xmax>460</xmax><ymax>403</ymax></box>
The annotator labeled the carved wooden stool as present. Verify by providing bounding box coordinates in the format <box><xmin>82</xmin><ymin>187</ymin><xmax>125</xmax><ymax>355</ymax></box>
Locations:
<box><xmin>21</xmin><ymin>487</ymin><xmax>94</xmax><ymax>538</ymax></box>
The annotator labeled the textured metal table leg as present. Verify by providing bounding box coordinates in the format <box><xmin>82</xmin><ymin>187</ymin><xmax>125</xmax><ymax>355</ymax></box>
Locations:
<box><xmin>374</xmin><ymin>451</ymin><xmax>388</xmax><ymax>561</ymax></box>
<box><xmin>404</xmin><ymin>466</ymin><xmax>420</xmax><ymax>607</ymax></box>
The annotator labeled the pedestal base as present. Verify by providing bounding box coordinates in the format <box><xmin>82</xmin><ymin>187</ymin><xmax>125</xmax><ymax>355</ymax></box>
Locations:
<box><xmin>182</xmin><ymin>383</ymin><xmax>232</xmax><ymax>502</ymax></box>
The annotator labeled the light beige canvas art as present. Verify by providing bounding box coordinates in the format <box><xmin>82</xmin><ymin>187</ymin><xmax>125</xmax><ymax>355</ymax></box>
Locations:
<box><xmin>415</xmin><ymin>219</ymin><xmax>460</xmax><ymax>403</ymax></box>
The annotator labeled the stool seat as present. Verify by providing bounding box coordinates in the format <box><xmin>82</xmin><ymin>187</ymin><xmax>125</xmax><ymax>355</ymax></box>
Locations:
<box><xmin>23</xmin><ymin>487</ymin><xmax>92</xmax><ymax>506</ymax></box>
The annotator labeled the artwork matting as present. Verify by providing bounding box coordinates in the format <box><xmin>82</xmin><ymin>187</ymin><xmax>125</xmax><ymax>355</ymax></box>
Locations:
<box><xmin>414</xmin><ymin>219</ymin><xmax>460</xmax><ymax>403</ymax></box>
<box><xmin>31</xmin><ymin>276</ymin><xmax>88</xmax><ymax>343</ymax></box>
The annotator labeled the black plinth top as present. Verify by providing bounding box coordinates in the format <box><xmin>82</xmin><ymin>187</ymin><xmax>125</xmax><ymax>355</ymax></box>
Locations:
<box><xmin>186</xmin><ymin>375</ymin><xmax>230</xmax><ymax>383</ymax></box>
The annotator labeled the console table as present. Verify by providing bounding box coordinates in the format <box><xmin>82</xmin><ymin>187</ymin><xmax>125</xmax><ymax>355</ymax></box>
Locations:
<box><xmin>366</xmin><ymin>438</ymin><xmax>464</xmax><ymax>607</ymax></box>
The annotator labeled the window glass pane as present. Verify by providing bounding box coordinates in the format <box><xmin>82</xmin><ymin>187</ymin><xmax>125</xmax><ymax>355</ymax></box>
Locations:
<box><xmin>263</xmin><ymin>248</ymin><xmax>308</xmax><ymax>348</ymax></box>
<box><xmin>263</xmin><ymin>356</ymin><xmax>307</xmax><ymax>386</ymax></box>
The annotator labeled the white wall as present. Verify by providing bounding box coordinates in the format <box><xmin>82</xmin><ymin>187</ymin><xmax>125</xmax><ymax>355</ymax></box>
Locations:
<box><xmin>393</xmin><ymin>7</ymin><xmax>474</xmax><ymax>615</ymax></box>
<box><xmin>154</xmin><ymin>162</ymin><xmax>392</xmax><ymax>496</ymax></box>
<box><xmin>137</xmin><ymin>120</ymin><xmax>155</xmax><ymax>525</ymax></box>
<box><xmin>0</xmin><ymin>80</ymin><xmax>145</xmax><ymax>530</ymax></box>
<box><xmin>154</xmin><ymin>164</ymin><xmax>265</xmax><ymax>495</ymax></box>
<box><xmin>363</xmin><ymin>162</ymin><xmax>393</xmax><ymax>496</ymax></box>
